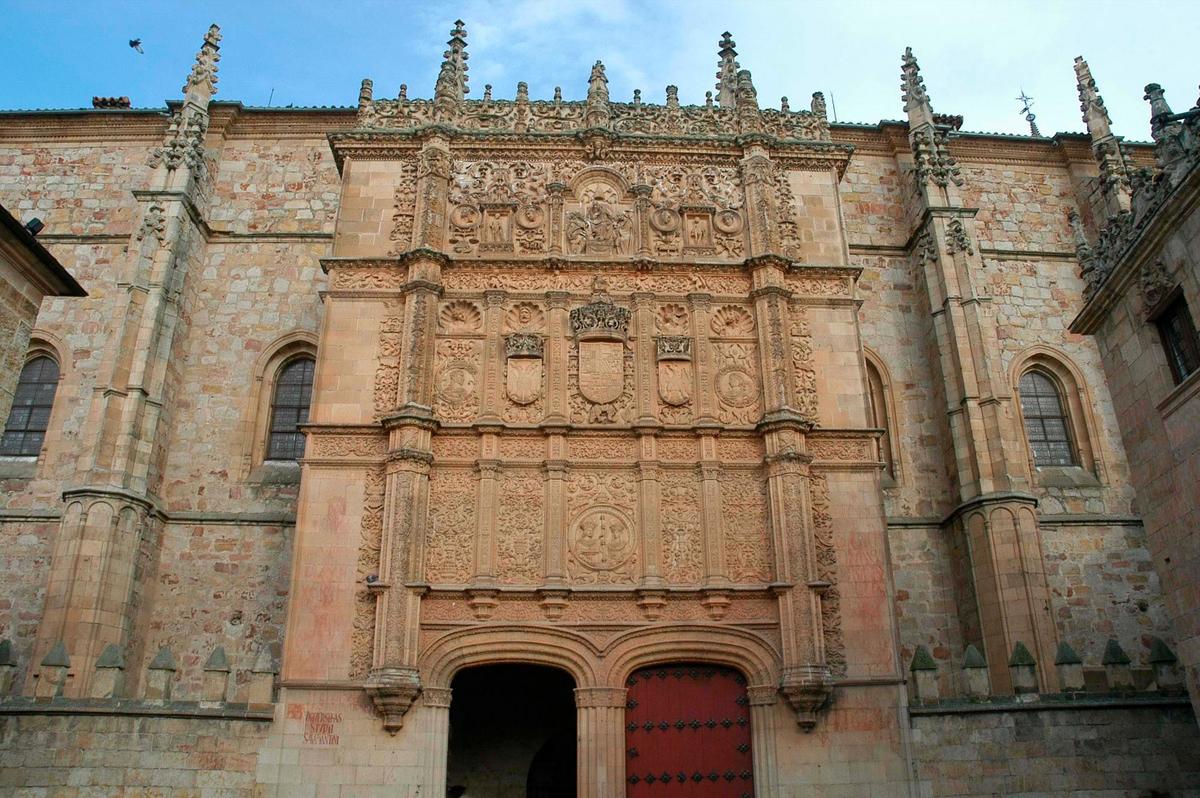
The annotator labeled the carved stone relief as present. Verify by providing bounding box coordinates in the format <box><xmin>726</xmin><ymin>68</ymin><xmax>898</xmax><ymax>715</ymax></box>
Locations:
<box><xmin>566</xmin><ymin>182</ymin><xmax>634</xmax><ymax>256</ymax></box>
<box><xmin>721</xmin><ymin>470</ymin><xmax>772</xmax><ymax>583</ymax></box>
<box><xmin>656</xmin><ymin>335</ymin><xmax>693</xmax><ymax>424</ymax></box>
<box><xmin>373</xmin><ymin>303</ymin><xmax>404</xmax><ymax>414</ymax></box>
<box><xmin>710</xmin><ymin>305</ymin><xmax>755</xmax><ymax>337</ymax></box>
<box><xmin>433</xmin><ymin>339</ymin><xmax>481</xmax><ymax>423</ymax></box>
<box><xmin>712</xmin><ymin>343</ymin><xmax>762</xmax><ymax>425</ymax></box>
<box><xmin>788</xmin><ymin>304</ymin><xmax>819</xmax><ymax>424</ymax></box>
<box><xmin>659</xmin><ymin>469</ymin><xmax>703</xmax><ymax>584</ymax></box>
<box><xmin>440</xmin><ymin>269</ymin><xmax>751</xmax><ymax>297</ymax></box>
<box><xmin>425</xmin><ymin>468</ymin><xmax>477</xmax><ymax>584</ymax></box>
<box><xmin>438</xmin><ymin>300</ymin><xmax>483</xmax><ymax>334</ymax></box>
<box><xmin>568</xmin><ymin>288</ymin><xmax>634</xmax><ymax>424</ymax></box>
<box><xmin>809</xmin><ymin>473</ymin><xmax>845</xmax><ymax>675</ymax></box>
<box><xmin>644</xmin><ymin>165</ymin><xmax>746</xmax><ymax>259</ymax></box>
<box><xmin>566</xmin><ymin>471</ymin><xmax>638</xmax><ymax>584</ymax></box>
<box><xmin>496</xmin><ymin>472</ymin><xmax>544</xmax><ymax>584</ymax></box>
<box><xmin>448</xmin><ymin>161</ymin><xmax>551</xmax><ymax>256</ymax></box>
<box><xmin>503</xmin><ymin>333</ymin><xmax>545</xmax><ymax>423</ymax></box>
<box><xmin>387</xmin><ymin>162</ymin><xmax>418</xmax><ymax>256</ymax></box>
<box><xmin>350</xmin><ymin>467</ymin><xmax>385</xmax><ymax>680</ymax></box>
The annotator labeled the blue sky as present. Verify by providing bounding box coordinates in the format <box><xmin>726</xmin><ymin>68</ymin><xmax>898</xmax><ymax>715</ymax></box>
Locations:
<box><xmin>1</xmin><ymin>0</ymin><xmax>1196</xmax><ymax>140</ymax></box>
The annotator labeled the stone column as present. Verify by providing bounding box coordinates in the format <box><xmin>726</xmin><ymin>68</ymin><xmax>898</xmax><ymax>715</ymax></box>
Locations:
<box><xmin>547</xmin><ymin>182</ymin><xmax>566</xmax><ymax>256</ymax></box>
<box><xmin>636</xmin><ymin>437</ymin><xmax>664</xmax><ymax>594</ymax></box>
<box><xmin>689</xmin><ymin>293</ymin><xmax>718</xmax><ymax>425</ymax></box>
<box><xmin>631</xmin><ymin>293</ymin><xmax>657</xmax><ymax>425</ymax></box>
<box><xmin>698</xmin><ymin>437</ymin><xmax>729</xmax><ymax>592</ymax></box>
<box><xmin>632</xmin><ymin>184</ymin><xmax>653</xmax><ymax>257</ymax></box>
<box><xmin>747</xmin><ymin>685</ymin><xmax>780</xmax><ymax>797</ymax></box>
<box><xmin>575</xmin><ymin>686</ymin><xmax>626</xmax><ymax>798</ymax></box>
<box><xmin>544</xmin><ymin>292</ymin><xmax>570</xmax><ymax>424</ymax></box>
<box><xmin>473</xmin><ymin>458</ymin><xmax>500</xmax><ymax>584</ymax></box>
<box><xmin>478</xmin><ymin>290</ymin><xmax>506</xmax><ymax>423</ymax></box>
<box><xmin>421</xmin><ymin>687</ymin><xmax>453</xmax><ymax>794</ymax></box>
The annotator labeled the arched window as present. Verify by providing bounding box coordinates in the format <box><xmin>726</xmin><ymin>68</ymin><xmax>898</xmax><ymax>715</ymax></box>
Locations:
<box><xmin>1018</xmin><ymin>370</ymin><xmax>1076</xmax><ymax>467</ymax></box>
<box><xmin>865</xmin><ymin>359</ymin><xmax>895</xmax><ymax>479</ymax></box>
<box><xmin>1</xmin><ymin>356</ymin><xmax>60</xmax><ymax>456</ymax></box>
<box><xmin>266</xmin><ymin>357</ymin><xmax>314</xmax><ymax>461</ymax></box>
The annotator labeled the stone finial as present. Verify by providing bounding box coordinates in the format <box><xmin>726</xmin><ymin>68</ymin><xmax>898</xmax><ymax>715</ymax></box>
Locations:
<box><xmin>247</xmin><ymin>647</ymin><xmax>278</xmax><ymax>705</ymax></box>
<box><xmin>516</xmin><ymin>82</ymin><xmax>529</xmax><ymax>103</ymax></box>
<box><xmin>1008</xmin><ymin>641</ymin><xmax>1038</xmax><ymax>695</ymax></box>
<box><xmin>1144</xmin><ymin>83</ymin><xmax>1174</xmax><ymax>138</ymax></box>
<box><xmin>145</xmin><ymin>646</ymin><xmax>176</xmax><ymax>700</ymax></box>
<box><xmin>1102</xmin><ymin>638</ymin><xmax>1134</xmax><ymax>691</ymax></box>
<box><xmin>811</xmin><ymin>91</ymin><xmax>827</xmax><ymax>120</ymax></box>
<box><xmin>735</xmin><ymin>69</ymin><xmax>761</xmax><ymax>134</ymax></box>
<box><xmin>482</xmin><ymin>83</ymin><xmax>492</xmax><ymax>102</ymax></box>
<box><xmin>1074</xmin><ymin>57</ymin><xmax>1114</xmax><ymax>141</ymax></box>
<box><xmin>202</xmin><ymin>645</ymin><xmax>231</xmax><ymax>702</ymax></box>
<box><xmin>0</xmin><ymin>639</ymin><xmax>16</xmax><ymax>694</ymax></box>
<box><xmin>780</xmin><ymin>96</ymin><xmax>790</xmax><ymax>113</ymax></box>
<box><xmin>35</xmin><ymin>641</ymin><xmax>70</xmax><ymax>698</ymax></box>
<box><xmin>665</xmin><ymin>85</ymin><xmax>680</xmax><ymax>111</ymax></box>
<box><xmin>586</xmin><ymin>61</ymin><xmax>611</xmax><ymax>126</ymax></box>
<box><xmin>715</xmin><ymin>31</ymin><xmax>740</xmax><ymax>109</ymax></box>
<box><xmin>182</xmin><ymin>24</ymin><xmax>221</xmax><ymax>107</ymax></box>
<box><xmin>91</xmin><ymin>644</ymin><xmax>126</xmax><ymax>699</ymax></box>
<box><xmin>434</xmin><ymin>19</ymin><xmax>469</xmax><ymax>116</ymax></box>
<box><xmin>633</xmin><ymin>88</ymin><xmax>642</xmax><ymax>109</ymax></box>
<box><xmin>554</xmin><ymin>86</ymin><xmax>563</xmax><ymax>105</ymax></box>
<box><xmin>398</xmin><ymin>83</ymin><xmax>408</xmax><ymax>101</ymax></box>
<box><xmin>357</xmin><ymin>78</ymin><xmax>374</xmax><ymax>122</ymax></box>
<box><xmin>1148</xmin><ymin>637</ymin><xmax>1183</xmax><ymax>692</ymax></box>
<box><xmin>962</xmin><ymin>644</ymin><xmax>990</xmax><ymax>699</ymax></box>
<box><xmin>901</xmin><ymin>46</ymin><xmax>934</xmax><ymax>130</ymax></box>
<box><xmin>908</xmin><ymin>645</ymin><xmax>939</xmax><ymax>704</ymax></box>
<box><xmin>1054</xmin><ymin>641</ymin><xmax>1085</xmax><ymax>692</ymax></box>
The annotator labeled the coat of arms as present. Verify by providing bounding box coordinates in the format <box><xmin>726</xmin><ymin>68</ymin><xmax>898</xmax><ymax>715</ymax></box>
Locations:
<box><xmin>578</xmin><ymin>340</ymin><xmax>625</xmax><ymax>405</ymax></box>
<box><xmin>504</xmin><ymin>334</ymin><xmax>543</xmax><ymax>406</ymax></box>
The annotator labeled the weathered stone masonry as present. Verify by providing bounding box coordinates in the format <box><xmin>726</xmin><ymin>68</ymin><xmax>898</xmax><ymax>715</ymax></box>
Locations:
<box><xmin>0</xmin><ymin>21</ymin><xmax>1196</xmax><ymax>797</ymax></box>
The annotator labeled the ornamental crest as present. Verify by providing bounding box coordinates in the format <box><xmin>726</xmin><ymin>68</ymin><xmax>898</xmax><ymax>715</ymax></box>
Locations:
<box><xmin>569</xmin><ymin>286</ymin><xmax>631</xmax><ymax>340</ymax></box>
<box><xmin>656</xmin><ymin>336</ymin><xmax>693</xmax><ymax>408</ymax></box>
<box><xmin>505</xmin><ymin>334</ymin><xmax>543</xmax><ymax>406</ymax></box>
<box><xmin>578</xmin><ymin>340</ymin><xmax>625</xmax><ymax>405</ymax></box>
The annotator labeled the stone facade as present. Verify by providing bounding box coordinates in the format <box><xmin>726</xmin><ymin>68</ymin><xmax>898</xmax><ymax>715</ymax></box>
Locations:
<box><xmin>0</xmin><ymin>21</ymin><xmax>1195</xmax><ymax>796</ymax></box>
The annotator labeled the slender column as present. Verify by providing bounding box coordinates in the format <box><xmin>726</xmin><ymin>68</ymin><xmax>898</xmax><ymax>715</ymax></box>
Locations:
<box><xmin>421</xmin><ymin>687</ymin><xmax>453</xmax><ymax>794</ymax></box>
<box><xmin>478</xmin><ymin>290</ymin><xmax>506</xmax><ymax>423</ymax></box>
<box><xmin>747</xmin><ymin>685</ymin><xmax>780</xmax><ymax>797</ymax></box>
<box><xmin>632</xmin><ymin>184</ymin><xmax>653</xmax><ymax>257</ymax></box>
<box><xmin>547</xmin><ymin>183</ymin><xmax>566</xmax><ymax>255</ymax></box>
<box><xmin>575</xmin><ymin>687</ymin><xmax>626</xmax><ymax>798</ymax></box>
<box><xmin>544</xmin><ymin>292</ymin><xmax>570</xmax><ymax>424</ymax></box>
<box><xmin>689</xmin><ymin>293</ymin><xmax>718</xmax><ymax>425</ymax></box>
<box><xmin>748</xmin><ymin>259</ymin><xmax>795</xmax><ymax>415</ymax></box>
<box><xmin>636</xmin><ymin>435</ymin><xmax>664</xmax><ymax>590</ymax></box>
<box><xmin>632</xmin><ymin>292</ymin><xmax>657</xmax><ymax>425</ymax></box>
<box><xmin>473</xmin><ymin>458</ymin><xmax>500</xmax><ymax>583</ymax></box>
<box><xmin>739</xmin><ymin>144</ymin><xmax>779</xmax><ymax>257</ymax></box>
<box><xmin>542</xmin><ymin>450</ymin><xmax>568</xmax><ymax>586</ymax></box>
<box><xmin>698</xmin><ymin>436</ymin><xmax>729</xmax><ymax>587</ymax></box>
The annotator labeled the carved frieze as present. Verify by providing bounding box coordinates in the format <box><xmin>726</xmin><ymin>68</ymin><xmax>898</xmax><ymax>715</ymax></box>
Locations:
<box><xmin>425</xmin><ymin>468</ymin><xmax>477</xmax><ymax>584</ymax></box>
<box><xmin>659</xmin><ymin>470</ymin><xmax>703</xmax><ymax>584</ymax></box>
<box><xmin>721</xmin><ymin>470</ymin><xmax>772</xmax><ymax>583</ymax></box>
<box><xmin>496</xmin><ymin>472</ymin><xmax>544</xmax><ymax>584</ymax></box>
<box><xmin>440</xmin><ymin>269</ymin><xmax>751</xmax><ymax>297</ymax></box>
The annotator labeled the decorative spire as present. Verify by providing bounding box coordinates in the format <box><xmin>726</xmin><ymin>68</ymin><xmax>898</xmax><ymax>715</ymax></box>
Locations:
<box><xmin>735</xmin><ymin>69</ymin><xmax>761</xmax><ymax>134</ymax></box>
<box><xmin>585</xmin><ymin>61</ymin><xmax>610</xmax><ymax>127</ymax></box>
<box><xmin>715</xmin><ymin>31</ymin><xmax>739</xmax><ymax>109</ymax></box>
<box><xmin>780</xmin><ymin>96</ymin><xmax>790</xmax><ymax>113</ymax></box>
<box><xmin>358</xmin><ymin>78</ymin><xmax>373</xmax><ymax>113</ymax></box>
<box><xmin>901</xmin><ymin>47</ymin><xmax>934</xmax><ymax>130</ymax></box>
<box><xmin>434</xmin><ymin>19</ymin><xmax>469</xmax><ymax>116</ymax></box>
<box><xmin>398</xmin><ymin>83</ymin><xmax>408</xmax><ymax>102</ymax></box>
<box><xmin>1144</xmin><ymin>83</ymin><xmax>1174</xmax><ymax>140</ymax></box>
<box><xmin>182</xmin><ymin>23</ymin><xmax>221</xmax><ymax>108</ymax></box>
<box><xmin>1074</xmin><ymin>57</ymin><xmax>1114</xmax><ymax>141</ymax></box>
<box><xmin>1074</xmin><ymin>57</ymin><xmax>1130</xmax><ymax>218</ymax></box>
<box><xmin>665</xmin><ymin>85</ymin><xmax>680</xmax><ymax>110</ymax></box>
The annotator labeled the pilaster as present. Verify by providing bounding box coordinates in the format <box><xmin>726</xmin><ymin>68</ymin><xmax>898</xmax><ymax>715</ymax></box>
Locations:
<box><xmin>575</xmin><ymin>687</ymin><xmax>626</xmax><ymax>798</ymax></box>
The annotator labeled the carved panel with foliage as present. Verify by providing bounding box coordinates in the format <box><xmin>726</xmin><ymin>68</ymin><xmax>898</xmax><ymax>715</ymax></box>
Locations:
<box><xmin>425</xmin><ymin>468</ymin><xmax>477</xmax><ymax>584</ymax></box>
<box><xmin>565</xmin><ymin>470</ymin><xmax>638</xmax><ymax>584</ymax></box>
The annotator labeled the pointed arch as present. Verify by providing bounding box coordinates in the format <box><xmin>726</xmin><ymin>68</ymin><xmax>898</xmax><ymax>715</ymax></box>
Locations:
<box><xmin>1009</xmin><ymin>346</ymin><xmax>1102</xmax><ymax>480</ymax></box>
<box><xmin>863</xmin><ymin>347</ymin><xmax>901</xmax><ymax>483</ymax></box>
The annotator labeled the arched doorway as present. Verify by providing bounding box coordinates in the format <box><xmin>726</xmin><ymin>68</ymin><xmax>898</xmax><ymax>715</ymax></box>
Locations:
<box><xmin>624</xmin><ymin>663</ymin><xmax>753</xmax><ymax>797</ymax></box>
<box><xmin>446</xmin><ymin>664</ymin><xmax>576</xmax><ymax>797</ymax></box>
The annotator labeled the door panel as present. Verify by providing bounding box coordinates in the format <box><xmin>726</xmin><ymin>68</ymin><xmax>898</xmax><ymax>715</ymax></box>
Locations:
<box><xmin>624</xmin><ymin>664</ymin><xmax>753</xmax><ymax>797</ymax></box>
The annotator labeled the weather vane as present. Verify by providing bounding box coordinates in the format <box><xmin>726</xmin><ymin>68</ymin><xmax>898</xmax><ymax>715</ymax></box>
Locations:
<box><xmin>1017</xmin><ymin>90</ymin><xmax>1041</xmax><ymax>136</ymax></box>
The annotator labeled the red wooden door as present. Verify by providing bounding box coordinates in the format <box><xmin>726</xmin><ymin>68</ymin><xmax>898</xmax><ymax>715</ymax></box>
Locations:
<box><xmin>624</xmin><ymin>664</ymin><xmax>754</xmax><ymax>797</ymax></box>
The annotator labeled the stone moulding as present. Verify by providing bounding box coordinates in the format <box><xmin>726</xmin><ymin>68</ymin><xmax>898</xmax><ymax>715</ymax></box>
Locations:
<box><xmin>780</xmin><ymin>663</ymin><xmax>835</xmax><ymax>731</ymax></box>
<box><xmin>364</xmin><ymin>665</ymin><xmax>423</xmax><ymax>734</ymax></box>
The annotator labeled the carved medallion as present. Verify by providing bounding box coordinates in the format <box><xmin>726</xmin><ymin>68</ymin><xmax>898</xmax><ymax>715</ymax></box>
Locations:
<box><xmin>437</xmin><ymin>364</ymin><xmax>476</xmax><ymax>404</ymax></box>
<box><xmin>716</xmin><ymin>365</ymin><xmax>757</xmax><ymax>408</ymax></box>
<box><xmin>578</xmin><ymin>340</ymin><xmax>625</xmax><ymax>404</ymax></box>
<box><xmin>434</xmin><ymin>339</ymin><xmax>480</xmax><ymax>422</ymax></box>
<box><xmin>569</xmin><ymin>506</ymin><xmax>634</xmax><ymax>571</ymax></box>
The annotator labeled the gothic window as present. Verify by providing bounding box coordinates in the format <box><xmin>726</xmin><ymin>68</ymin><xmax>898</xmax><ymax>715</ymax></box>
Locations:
<box><xmin>1</xmin><ymin>356</ymin><xmax>60</xmax><ymax>457</ymax></box>
<box><xmin>1155</xmin><ymin>294</ymin><xmax>1200</xmax><ymax>385</ymax></box>
<box><xmin>1018</xmin><ymin>371</ymin><xmax>1076</xmax><ymax>467</ymax></box>
<box><xmin>266</xmin><ymin>356</ymin><xmax>314</xmax><ymax>461</ymax></box>
<box><xmin>865</xmin><ymin>358</ymin><xmax>895</xmax><ymax>479</ymax></box>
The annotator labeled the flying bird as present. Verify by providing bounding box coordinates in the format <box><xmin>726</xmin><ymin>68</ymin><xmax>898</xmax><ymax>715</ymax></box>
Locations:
<box><xmin>129</xmin><ymin>39</ymin><xmax>144</xmax><ymax>54</ymax></box>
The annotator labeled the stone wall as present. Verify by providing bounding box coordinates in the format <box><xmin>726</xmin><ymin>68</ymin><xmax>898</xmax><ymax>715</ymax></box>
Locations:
<box><xmin>911</xmin><ymin>700</ymin><xmax>1200</xmax><ymax>796</ymax></box>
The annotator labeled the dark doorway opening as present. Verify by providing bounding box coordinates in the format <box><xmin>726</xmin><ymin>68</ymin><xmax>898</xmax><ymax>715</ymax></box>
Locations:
<box><xmin>446</xmin><ymin>663</ymin><xmax>576</xmax><ymax>798</ymax></box>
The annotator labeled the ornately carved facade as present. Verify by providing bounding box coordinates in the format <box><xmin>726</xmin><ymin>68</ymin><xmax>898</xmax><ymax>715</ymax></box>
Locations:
<box><xmin>0</xmin><ymin>20</ymin><xmax>1198</xmax><ymax>797</ymax></box>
